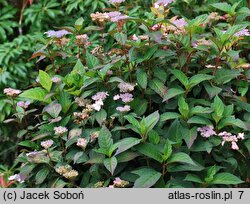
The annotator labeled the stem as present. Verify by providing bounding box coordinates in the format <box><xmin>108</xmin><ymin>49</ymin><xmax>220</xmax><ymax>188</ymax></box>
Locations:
<box><xmin>213</xmin><ymin>56</ymin><xmax>220</xmax><ymax>75</ymax></box>
<box><xmin>18</xmin><ymin>0</ymin><xmax>29</xmax><ymax>35</ymax></box>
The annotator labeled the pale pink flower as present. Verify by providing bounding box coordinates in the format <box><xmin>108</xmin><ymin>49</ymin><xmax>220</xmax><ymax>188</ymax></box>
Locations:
<box><xmin>8</xmin><ymin>174</ymin><xmax>26</xmax><ymax>183</ymax></box>
<box><xmin>113</xmin><ymin>95</ymin><xmax>120</xmax><ymax>100</ymax></box>
<box><xmin>155</xmin><ymin>0</ymin><xmax>174</xmax><ymax>7</ymax></box>
<box><xmin>119</xmin><ymin>93</ymin><xmax>133</xmax><ymax>103</ymax></box>
<box><xmin>4</xmin><ymin>88</ymin><xmax>22</xmax><ymax>97</ymax></box>
<box><xmin>107</xmin><ymin>11</ymin><xmax>128</xmax><ymax>22</ymax></box>
<box><xmin>54</xmin><ymin>126</ymin><xmax>68</xmax><ymax>135</ymax></box>
<box><xmin>197</xmin><ymin>126</ymin><xmax>216</xmax><ymax>138</ymax></box>
<box><xmin>116</xmin><ymin>105</ymin><xmax>131</xmax><ymax>112</ymax></box>
<box><xmin>41</xmin><ymin>140</ymin><xmax>54</xmax><ymax>149</ymax></box>
<box><xmin>113</xmin><ymin>177</ymin><xmax>122</xmax><ymax>186</ymax></box>
<box><xmin>92</xmin><ymin>100</ymin><xmax>104</xmax><ymax>111</ymax></box>
<box><xmin>45</xmin><ymin>30</ymin><xmax>71</xmax><ymax>38</ymax></box>
<box><xmin>132</xmin><ymin>34</ymin><xmax>139</xmax><ymax>41</ymax></box>
<box><xmin>118</xmin><ymin>82</ymin><xmax>135</xmax><ymax>92</ymax></box>
<box><xmin>52</xmin><ymin>76</ymin><xmax>61</xmax><ymax>83</ymax></box>
<box><xmin>237</xmin><ymin>133</ymin><xmax>244</xmax><ymax>140</ymax></box>
<box><xmin>231</xmin><ymin>141</ymin><xmax>239</xmax><ymax>150</ymax></box>
<box><xmin>77</xmin><ymin>138</ymin><xmax>88</xmax><ymax>150</ymax></box>
<box><xmin>17</xmin><ymin>101</ymin><xmax>30</xmax><ymax>109</ymax></box>
<box><xmin>92</xmin><ymin>92</ymin><xmax>109</xmax><ymax>101</ymax></box>
<box><xmin>109</xmin><ymin>0</ymin><xmax>125</xmax><ymax>3</ymax></box>
<box><xmin>234</xmin><ymin>29</ymin><xmax>250</xmax><ymax>37</ymax></box>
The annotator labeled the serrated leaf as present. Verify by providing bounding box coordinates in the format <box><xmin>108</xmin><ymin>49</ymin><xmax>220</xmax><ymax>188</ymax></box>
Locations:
<box><xmin>188</xmin><ymin>74</ymin><xmax>214</xmax><ymax>90</ymax></box>
<box><xmin>135</xmin><ymin>143</ymin><xmax>163</xmax><ymax>163</ymax></box>
<box><xmin>167</xmin><ymin>152</ymin><xmax>196</xmax><ymax>165</ymax></box>
<box><xmin>104</xmin><ymin>157</ymin><xmax>117</xmax><ymax>175</ymax></box>
<box><xmin>132</xmin><ymin>168</ymin><xmax>161</xmax><ymax>188</ymax></box>
<box><xmin>160</xmin><ymin>112</ymin><xmax>180</xmax><ymax>122</ymax></box>
<box><xmin>115</xmin><ymin>137</ymin><xmax>141</xmax><ymax>155</ymax></box>
<box><xmin>86</xmin><ymin>52</ymin><xmax>100</xmax><ymax>69</ymax></box>
<box><xmin>137</xmin><ymin>69</ymin><xmax>147</xmax><ymax>89</ymax></box>
<box><xmin>163</xmin><ymin>87</ymin><xmax>185</xmax><ymax>101</ymax></box>
<box><xmin>38</xmin><ymin>70</ymin><xmax>52</xmax><ymax>92</ymax></box>
<box><xmin>43</xmin><ymin>101</ymin><xmax>62</xmax><ymax>118</ymax></box>
<box><xmin>98</xmin><ymin>126</ymin><xmax>113</xmax><ymax>156</ymax></box>
<box><xmin>35</xmin><ymin>168</ymin><xmax>50</xmax><ymax>185</ymax></box>
<box><xmin>148</xmin><ymin>78</ymin><xmax>167</xmax><ymax>98</ymax></box>
<box><xmin>184</xmin><ymin>174</ymin><xmax>203</xmax><ymax>184</ymax></box>
<box><xmin>171</xmin><ymin>69</ymin><xmax>189</xmax><ymax>88</ymax></box>
<box><xmin>211</xmin><ymin>173</ymin><xmax>244</xmax><ymax>185</ymax></box>
<box><xmin>20</xmin><ymin>88</ymin><xmax>51</xmax><ymax>103</ymax></box>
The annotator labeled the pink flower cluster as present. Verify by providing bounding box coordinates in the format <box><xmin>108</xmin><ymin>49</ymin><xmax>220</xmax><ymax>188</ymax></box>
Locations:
<box><xmin>4</xmin><ymin>88</ymin><xmax>22</xmax><ymax>97</ymax></box>
<box><xmin>91</xmin><ymin>92</ymin><xmax>109</xmax><ymax>111</ymax></box>
<box><xmin>41</xmin><ymin>140</ymin><xmax>54</xmax><ymax>149</ymax></box>
<box><xmin>45</xmin><ymin>30</ymin><xmax>72</xmax><ymax>38</ymax></box>
<box><xmin>197</xmin><ymin>126</ymin><xmax>216</xmax><ymax>138</ymax></box>
<box><xmin>154</xmin><ymin>0</ymin><xmax>174</xmax><ymax>8</ymax></box>
<box><xmin>8</xmin><ymin>174</ymin><xmax>26</xmax><ymax>183</ymax></box>
<box><xmin>116</xmin><ymin>105</ymin><xmax>131</xmax><ymax>112</ymax></box>
<box><xmin>218</xmin><ymin>132</ymin><xmax>244</xmax><ymax>150</ymax></box>
<box><xmin>118</xmin><ymin>82</ymin><xmax>135</xmax><ymax>92</ymax></box>
<box><xmin>109</xmin><ymin>0</ymin><xmax>125</xmax><ymax>3</ymax></box>
<box><xmin>54</xmin><ymin>126</ymin><xmax>68</xmax><ymax>135</ymax></box>
<box><xmin>234</xmin><ymin>29</ymin><xmax>250</xmax><ymax>37</ymax></box>
<box><xmin>107</xmin><ymin>11</ymin><xmax>128</xmax><ymax>22</ymax></box>
<box><xmin>197</xmin><ymin>126</ymin><xmax>245</xmax><ymax>150</ymax></box>
<box><xmin>113</xmin><ymin>93</ymin><xmax>133</xmax><ymax>103</ymax></box>
<box><xmin>17</xmin><ymin>101</ymin><xmax>30</xmax><ymax>109</ymax></box>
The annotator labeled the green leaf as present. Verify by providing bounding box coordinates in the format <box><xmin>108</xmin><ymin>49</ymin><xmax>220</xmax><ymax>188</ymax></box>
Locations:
<box><xmin>190</xmin><ymin>106</ymin><xmax>213</xmax><ymax>115</ymax></box>
<box><xmin>148</xmin><ymin>78</ymin><xmax>167</xmax><ymax>98</ymax></box>
<box><xmin>214</xmin><ymin>69</ymin><xmax>241</xmax><ymax>84</ymax></box>
<box><xmin>167</xmin><ymin>120</ymin><xmax>182</xmax><ymax>143</ymax></box>
<box><xmin>38</xmin><ymin>70</ymin><xmax>52</xmax><ymax>92</ymax></box>
<box><xmin>212</xmin><ymin>95</ymin><xmax>224</xmax><ymax>124</ymax></box>
<box><xmin>180</xmin><ymin>127</ymin><xmax>197</xmax><ymax>149</ymax></box>
<box><xmin>188</xmin><ymin>116</ymin><xmax>213</xmax><ymax>126</ymax></box>
<box><xmin>137</xmin><ymin>69</ymin><xmax>147</xmax><ymax>89</ymax></box>
<box><xmin>115</xmin><ymin>137</ymin><xmax>141</xmax><ymax>155</ymax></box>
<box><xmin>132</xmin><ymin>168</ymin><xmax>162</xmax><ymax>188</ymax></box>
<box><xmin>163</xmin><ymin>87</ymin><xmax>185</xmax><ymax>101</ymax></box>
<box><xmin>171</xmin><ymin>69</ymin><xmax>189</xmax><ymax>88</ymax></box>
<box><xmin>35</xmin><ymin>168</ymin><xmax>50</xmax><ymax>185</ymax></box>
<box><xmin>43</xmin><ymin>101</ymin><xmax>62</xmax><ymax>118</ymax></box>
<box><xmin>72</xmin><ymin>59</ymin><xmax>85</xmax><ymax>75</ymax></box>
<box><xmin>98</xmin><ymin>126</ymin><xmax>113</xmax><ymax>156</ymax></box>
<box><xmin>211</xmin><ymin>173</ymin><xmax>244</xmax><ymax>185</ymax></box>
<box><xmin>211</xmin><ymin>3</ymin><xmax>232</xmax><ymax>14</ymax></box>
<box><xmin>116</xmin><ymin>151</ymin><xmax>139</xmax><ymax>163</ymax></box>
<box><xmin>86</xmin><ymin>52</ymin><xmax>100</xmax><ymax>69</ymax></box>
<box><xmin>167</xmin><ymin>152</ymin><xmax>196</xmax><ymax>165</ymax></box>
<box><xmin>75</xmin><ymin>17</ymin><xmax>84</xmax><ymax>31</ymax></box>
<box><xmin>136</xmin><ymin>143</ymin><xmax>163</xmax><ymax>163</ymax></box>
<box><xmin>218</xmin><ymin>117</ymin><xmax>247</xmax><ymax>130</ymax></box>
<box><xmin>162</xmin><ymin>139</ymin><xmax>172</xmax><ymax>161</ymax></box>
<box><xmin>188</xmin><ymin>74</ymin><xmax>214</xmax><ymax>90</ymax></box>
<box><xmin>20</xmin><ymin>87</ymin><xmax>51</xmax><ymax>103</ymax></box>
<box><xmin>184</xmin><ymin>174</ymin><xmax>203</xmax><ymax>184</ymax></box>
<box><xmin>204</xmin><ymin>84</ymin><xmax>222</xmax><ymax>99</ymax></box>
<box><xmin>160</xmin><ymin>112</ymin><xmax>180</xmax><ymax>122</ymax></box>
<box><xmin>144</xmin><ymin>111</ymin><xmax>160</xmax><ymax>133</ymax></box>
<box><xmin>124</xmin><ymin>115</ymin><xmax>141</xmax><ymax>134</ymax></box>
<box><xmin>130</xmin><ymin>98</ymin><xmax>148</xmax><ymax>116</ymax></box>
<box><xmin>148</xmin><ymin>130</ymin><xmax>160</xmax><ymax>145</ymax></box>
<box><xmin>178</xmin><ymin>96</ymin><xmax>189</xmax><ymax>118</ymax></box>
<box><xmin>104</xmin><ymin>157</ymin><xmax>117</xmax><ymax>175</ymax></box>
<box><xmin>95</xmin><ymin>109</ymin><xmax>107</xmax><ymax>126</ymax></box>
<box><xmin>114</xmin><ymin>32</ymin><xmax>127</xmax><ymax>45</ymax></box>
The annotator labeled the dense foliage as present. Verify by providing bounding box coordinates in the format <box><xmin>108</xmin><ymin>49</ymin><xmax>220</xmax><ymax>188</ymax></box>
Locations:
<box><xmin>1</xmin><ymin>0</ymin><xmax>250</xmax><ymax>188</ymax></box>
